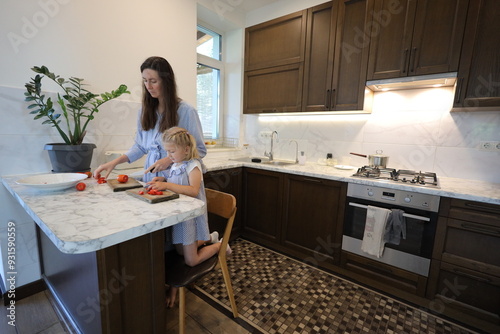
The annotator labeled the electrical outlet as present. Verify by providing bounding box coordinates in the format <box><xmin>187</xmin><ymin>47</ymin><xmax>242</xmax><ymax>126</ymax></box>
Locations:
<box><xmin>259</xmin><ymin>131</ymin><xmax>272</xmax><ymax>139</ymax></box>
<box><xmin>478</xmin><ymin>141</ymin><xmax>500</xmax><ymax>152</ymax></box>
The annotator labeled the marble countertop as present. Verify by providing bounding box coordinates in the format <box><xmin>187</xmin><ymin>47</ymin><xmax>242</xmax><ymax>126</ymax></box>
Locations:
<box><xmin>1</xmin><ymin>175</ymin><xmax>205</xmax><ymax>254</ymax></box>
<box><xmin>202</xmin><ymin>156</ymin><xmax>500</xmax><ymax>205</ymax></box>
<box><xmin>2</xmin><ymin>156</ymin><xmax>498</xmax><ymax>255</ymax></box>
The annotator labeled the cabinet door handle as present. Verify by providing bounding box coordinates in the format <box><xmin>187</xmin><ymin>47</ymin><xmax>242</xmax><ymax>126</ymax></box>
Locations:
<box><xmin>402</xmin><ymin>49</ymin><xmax>409</xmax><ymax>74</ymax></box>
<box><xmin>331</xmin><ymin>89</ymin><xmax>336</xmax><ymax>110</ymax></box>
<box><xmin>453</xmin><ymin>269</ymin><xmax>491</xmax><ymax>283</ymax></box>
<box><xmin>460</xmin><ymin>223</ymin><xmax>500</xmax><ymax>236</ymax></box>
<box><xmin>326</xmin><ymin>89</ymin><xmax>331</xmax><ymax>109</ymax></box>
<box><xmin>465</xmin><ymin>201</ymin><xmax>500</xmax><ymax>214</ymax></box>
<box><xmin>302</xmin><ymin>177</ymin><xmax>322</xmax><ymax>183</ymax></box>
<box><xmin>409</xmin><ymin>47</ymin><xmax>417</xmax><ymax>73</ymax></box>
<box><xmin>454</xmin><ymin>78</ymin><xmax>464</xmax><ymax>104</ymax></box>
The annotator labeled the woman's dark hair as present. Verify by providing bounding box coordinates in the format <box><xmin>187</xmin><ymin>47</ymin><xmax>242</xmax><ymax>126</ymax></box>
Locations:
<box><xmin>140</xmin><ymin>56</ymin><xmax>180</xmax><ymax>132</ymax></box>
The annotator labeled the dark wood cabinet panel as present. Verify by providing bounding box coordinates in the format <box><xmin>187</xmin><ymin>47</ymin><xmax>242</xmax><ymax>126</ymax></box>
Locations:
<box><xmin>428</xmin><ymin>197</ymin><xmax>500</xmax><ymax>326</ymax></box>
<box><xmin>302</xmin><ymin>2</ymin><xmax>338</xmax><ymax>111</ymax></box>
<box><xmin>282</xmin><ymin>175</ymin><xmax>345</xmax><ymax>264</ymax></box>
<box><xmin>331</xmin><ymin>0</ymin><xmax>374</xmax><ymax>110</ymax></box>
<box><xmin>453</xmin><ymin>0</ymin><xmax>500</xmax><ymax>109</ymax></box>
<box><xmin>341</xmin><ymin>252</ymin><xmax>428</xmax><ymax>296</ymax></box>
<box><xmin>245</xmin><ymin>10</ymin><xmax>307</xmax><ymax>71</ymax></box>
<box><xmin>204</xmin><ymin>168</ymin><xmax>242</xmax><ymax>239</ymax></box>
<box><xmin>367</xmin><ymin>0</ymin><xmax>468</xmax><ymax>80</ymax></box>
<box><xmin>244</xmin><ymin>63</ymin><xmax>303</xmax><ymax>114</ymax></box>
<box><xmin>242</xmin><ymin>168</ymin><xmax>284</xmax><ymax>244</ymax></box>
<box><xmin>302</xmin><ymin>0</ymin><xmax>374</xmax><ymax>112</ymax></box>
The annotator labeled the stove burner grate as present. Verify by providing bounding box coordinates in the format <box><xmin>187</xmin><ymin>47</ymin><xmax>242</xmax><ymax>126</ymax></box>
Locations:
<box><xmin>352</xmin><ymin>166</ymin><xmax>439</xmax><ymax>188</ymax></box>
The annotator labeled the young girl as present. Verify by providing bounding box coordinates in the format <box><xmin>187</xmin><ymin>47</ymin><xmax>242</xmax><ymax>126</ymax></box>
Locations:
<box><xmin>147</xmin><ymin>126</ymin><xmax>227</xmax><ymax>307</ymax></box>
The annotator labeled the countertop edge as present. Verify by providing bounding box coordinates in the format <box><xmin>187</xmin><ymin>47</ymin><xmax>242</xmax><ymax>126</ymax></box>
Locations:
<box><xmin>204</xmin><ymin>159</ymin><xmax>500</xmax><ymax>205</ymax></box>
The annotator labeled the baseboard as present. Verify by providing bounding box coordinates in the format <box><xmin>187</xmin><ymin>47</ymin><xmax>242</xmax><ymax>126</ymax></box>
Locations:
<box><xmin>2</xmin><ymin>279</ymin><xmax>45</xmax><ymax>306</ymax></box>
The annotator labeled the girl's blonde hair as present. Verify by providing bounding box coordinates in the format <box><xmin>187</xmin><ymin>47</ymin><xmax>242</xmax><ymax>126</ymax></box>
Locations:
<box><xmin>162</xmin><ymin>126</ymin><xmax>200</xmax><ymax>160</ymax></box>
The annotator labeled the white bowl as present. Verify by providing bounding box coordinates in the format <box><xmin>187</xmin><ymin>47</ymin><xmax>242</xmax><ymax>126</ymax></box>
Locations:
<box><xmin>16</xmin><ymin>173</ymin><xmax>88</xmax><ymax>191</ymax></box>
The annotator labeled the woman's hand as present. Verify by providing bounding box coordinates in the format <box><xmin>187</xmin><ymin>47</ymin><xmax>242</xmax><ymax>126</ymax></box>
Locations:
<box><xmin>146</xmin><ymin>156</ymin><xmax>173</xmax><ymax>174</ymax></box>
<box><xmin>93</xmin><ymin>154</ymin><xmax>130</xmax><ymax>179</ymax></box>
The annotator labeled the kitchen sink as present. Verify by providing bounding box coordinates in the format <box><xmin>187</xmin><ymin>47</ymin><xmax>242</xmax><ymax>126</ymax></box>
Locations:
<box><xmin>229</xmin><ymin>157</ymin><xmax>296</xmax><ymax>166</ymax></box>
<box><xmin>261</xmin><ymin>160</ymin><xmax>296</xmax><ymax>166</ymax></box>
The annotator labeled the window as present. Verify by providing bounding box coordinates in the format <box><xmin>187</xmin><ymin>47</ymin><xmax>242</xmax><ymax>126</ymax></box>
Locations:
<box><xmin>197</xmin><ymin>25</ymin><xmax>223</xmax><ymax>139</ymax></box>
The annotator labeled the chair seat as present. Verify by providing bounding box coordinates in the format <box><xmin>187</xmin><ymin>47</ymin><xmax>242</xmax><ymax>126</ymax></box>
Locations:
<box><xmin>165</xmin><ymin>250</ymin><xmax>218</xmax><ymax>288</ymax></box>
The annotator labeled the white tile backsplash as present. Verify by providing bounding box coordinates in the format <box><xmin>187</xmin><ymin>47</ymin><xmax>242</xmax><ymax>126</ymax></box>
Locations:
<box><xmin>2</xmin><ymin>85</ymin><xmax>499</xmax><ymax>182</ymax></box>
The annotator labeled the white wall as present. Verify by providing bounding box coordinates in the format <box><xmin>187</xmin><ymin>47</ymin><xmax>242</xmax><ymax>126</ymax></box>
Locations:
<box><xmin>0</xmin><ymin>0</ymin><xmax>199</xmax><ymax>290</ymax></box>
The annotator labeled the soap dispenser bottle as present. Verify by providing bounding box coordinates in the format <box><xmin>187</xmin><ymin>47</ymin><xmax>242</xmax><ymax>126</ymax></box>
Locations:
<box><xmin>298</xmin><ymin>151</ymin><xmax>306</xmax><ymax>165</ymax></box>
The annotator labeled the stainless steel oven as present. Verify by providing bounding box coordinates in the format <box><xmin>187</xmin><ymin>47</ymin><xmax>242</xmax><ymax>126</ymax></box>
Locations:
<box><xmin>342</xmin><ymin>183</ymin><xmax>440</xmax><ymax>277</ymax></box>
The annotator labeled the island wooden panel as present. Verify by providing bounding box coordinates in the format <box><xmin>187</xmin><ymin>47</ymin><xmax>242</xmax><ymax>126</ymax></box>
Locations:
<box><xmin>38</xmin><ymin>228</ymin><xmax>166</xmax><ymax>334</ymax></box>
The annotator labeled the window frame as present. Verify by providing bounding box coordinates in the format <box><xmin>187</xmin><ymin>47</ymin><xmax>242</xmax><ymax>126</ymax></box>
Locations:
<box><xmin>197</xmin><ymin>22</ymin><xmax>224</xmax><ymax>140</ymax></box>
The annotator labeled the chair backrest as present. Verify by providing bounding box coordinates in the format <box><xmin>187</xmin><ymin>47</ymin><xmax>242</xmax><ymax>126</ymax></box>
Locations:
<box><xmin>205</xmin><ymin>188</ymin><xmax>237</xmax><ymax>260</ymax></box>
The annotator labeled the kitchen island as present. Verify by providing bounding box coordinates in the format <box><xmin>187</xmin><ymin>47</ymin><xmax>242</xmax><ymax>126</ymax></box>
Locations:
<box><xmin>1</xmin><ymin>174</ymin><xmax>205</xmax><ymax>334</ymax></box>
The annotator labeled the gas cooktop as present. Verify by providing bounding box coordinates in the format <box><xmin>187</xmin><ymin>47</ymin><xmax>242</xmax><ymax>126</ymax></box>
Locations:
<box><xmin>352</xmin><ymin>166</ymin><xmax>440</xmax><ymax>188</ymax></box>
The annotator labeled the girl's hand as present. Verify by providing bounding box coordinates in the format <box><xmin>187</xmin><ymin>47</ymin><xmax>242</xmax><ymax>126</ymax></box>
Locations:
<box><xmin>148</xmin><ymin>180</ymin><xmax>168</xmax><ymax>191</ymax></box>
<box><xmin>150</xmin><ymin>176</ymin><xmax>166</xmax><ymax>182</ymax></box>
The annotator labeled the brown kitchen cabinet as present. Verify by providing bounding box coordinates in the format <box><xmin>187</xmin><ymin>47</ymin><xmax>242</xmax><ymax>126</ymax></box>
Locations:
<box><xmin>242</xmin><ymin>168</ymin><xmax>346</xmax><ymax>267</ymax></box>
<box><xmin>242</xmin><ymin>168</ymin><xmax>284</xmax><ymax>245</ymax></box>
<box><xmin>303</xmin><ymin>0</ymin><xmax>374</xmax><ymax>112</ymax></box>
<box><xmin>243</xmin><ymin>10</ymin><xmax>307</xmax><ymax>114</ymax></box>
<box><xmin>282</xmin><ymin>174</ymin><xmax>346</xmax><ymax>266</ymax></box>
<box><xmin>427</xmin><ymin>198</ymin><xmax>500</xmax><ymax>327</ymax></box>
<box><xmin>204</xmin><ymin>168</ymin><xmax>242</xmax><ymax>240</ymax></box>
<box><xmin>453</xmin><ymin>0</ymin><xmax>500</xmax><ymax>109</ymax></box>
<box><xmin>366</xmin><ymin>0</ymin><xmax>469</xmax><ymax>80</ymax></box>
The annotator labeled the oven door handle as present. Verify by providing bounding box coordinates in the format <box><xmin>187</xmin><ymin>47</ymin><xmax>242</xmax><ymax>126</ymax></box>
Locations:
<box><xmin>348</xmin><ymin>202</ymin><xmax>431</xmax><ymax>222</ymax></box>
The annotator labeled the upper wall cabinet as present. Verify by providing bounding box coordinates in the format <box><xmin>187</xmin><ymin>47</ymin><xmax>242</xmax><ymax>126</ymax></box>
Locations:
<box><xmin>366</xmin><ymin>0</ymin><xmax>469</xmax><ymax>80</ymax></box>
<box><xmin>244</xmin><ymin>10</ymin><xmax>307</xmax><ymax>114</ymax></box>
<box><xmin>303</xmin><ymin>0</ymin><xmax>374</xmax><ymax>112</ymax></box>
<box><xmin>244</xmin><ymin>0</ymin><xmax>374</xmax><ymax>114</ymax></box>
<box><xmin>245</xmin><ymin>11</ymin><xmax>307</xmax><ymax>71</ymax></box>
<box><xmin>453</xmin><ymin>0</ymin><xmax>500</xmax><ymax>110</ymax></box>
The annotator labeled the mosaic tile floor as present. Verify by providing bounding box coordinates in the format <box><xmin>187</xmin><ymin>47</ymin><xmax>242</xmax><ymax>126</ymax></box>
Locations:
<box><xmin>193</xmin><ymin>239</ymin><xmax>480</xmax><ymax>334</ymax></box>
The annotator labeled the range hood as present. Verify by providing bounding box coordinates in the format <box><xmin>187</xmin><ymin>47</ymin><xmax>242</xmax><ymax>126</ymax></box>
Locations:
<box><xmin>366</xmin><ymin>72</ymin><xmax>457</xmax><ymax>92</ymax></box>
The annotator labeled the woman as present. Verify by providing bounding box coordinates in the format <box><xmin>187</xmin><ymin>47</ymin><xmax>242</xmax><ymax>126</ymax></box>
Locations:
<box><xmin>93</xmin><ymin>56</ymin><xmax>206</xmax><ymax>181</ymax></box>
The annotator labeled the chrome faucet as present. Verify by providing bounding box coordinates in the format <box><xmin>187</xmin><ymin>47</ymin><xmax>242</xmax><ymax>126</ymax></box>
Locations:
<box><xmin>264</xmin><ymin>130</ymin><xmax>279</xmax><ymax>161</ymax></box>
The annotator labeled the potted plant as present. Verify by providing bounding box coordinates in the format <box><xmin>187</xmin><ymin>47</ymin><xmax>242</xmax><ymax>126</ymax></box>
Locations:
<box><xmin>25</xmin><ymin>66</ymin><xmax>130</xmax><ymax>172</ymax></box>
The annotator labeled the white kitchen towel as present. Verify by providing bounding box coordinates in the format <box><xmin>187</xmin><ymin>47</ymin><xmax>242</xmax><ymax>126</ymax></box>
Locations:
<box><xmin>361</xmin><ymin>205</ymin><xmax>392</xmax><ymax>258</ymax></box>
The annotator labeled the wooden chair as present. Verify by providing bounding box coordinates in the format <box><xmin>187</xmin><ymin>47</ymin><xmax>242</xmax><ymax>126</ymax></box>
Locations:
<box><xmin>165</xmin><ymin>188</ymin><xmax>238</xmax><ymax>334</ymax></box>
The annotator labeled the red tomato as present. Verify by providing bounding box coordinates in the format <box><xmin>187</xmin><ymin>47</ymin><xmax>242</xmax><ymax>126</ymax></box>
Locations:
<box><xmin>117</xmin><ymin>174</ymin><xmax>128</xmax><ymax>183</ymax></box>
<box><xmin>78</xmin><ymin>171</ymin><xmax>92</xmax><ymax>178</ymax></box>
<box><xmin>97</xmin><ymin>177</ymin><xmax>107</xmax><ymax>184</ymax></box>
<box><xmin>138</xmin><ymin>190</ymin><xmax>144</xmax><ymax>195</ymax></box>
<box><xmin>76</xmin><ymin>182</ymin><xmax>86</xmax><ymax>191</ymax></box>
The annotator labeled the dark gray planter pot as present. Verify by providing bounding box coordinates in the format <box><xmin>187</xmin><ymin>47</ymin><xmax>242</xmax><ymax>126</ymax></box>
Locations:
<box><xmin>44</xmin><ymin>143</ymin><xmax>96</xmax><ymax>172</ymax></box>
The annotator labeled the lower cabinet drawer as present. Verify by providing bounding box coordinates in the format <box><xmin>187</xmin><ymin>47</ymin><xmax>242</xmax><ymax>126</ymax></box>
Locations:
<box><xmin>427</xmin><ymin>261</ymin><xmax>500</xmax><ymax>324</ymax></box>
<box><xmin>341</xmin><ymin>251</ymin><xmax>428</xmax><ymax>297</ymax></box>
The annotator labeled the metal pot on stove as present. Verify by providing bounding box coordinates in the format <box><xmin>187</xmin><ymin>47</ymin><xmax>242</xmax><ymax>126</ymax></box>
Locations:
<box><xmin>350</xmin><ymin>150</ymin><xmax>389</xmax><ymax>168</ymax></box>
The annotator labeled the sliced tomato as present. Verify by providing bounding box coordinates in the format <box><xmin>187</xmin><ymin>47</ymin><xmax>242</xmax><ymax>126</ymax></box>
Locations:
<box><xmin>97</xmin><ymin>177</ymin><xmax>107</xmax><ymax>184</ymax></box>
<box><xmin>138</xmin><ymin>190</ymin><xmax>144</xmax><ymax>195</ymax></box>
<box><xmin>117</xmin><ymin>174</ymin><xmax>129</xmax><ymax>183</ymax></box>
<box><xmin>76</xmin><ymin>182</ymin><xmax>86</xmax><ymax>191</ymax></box>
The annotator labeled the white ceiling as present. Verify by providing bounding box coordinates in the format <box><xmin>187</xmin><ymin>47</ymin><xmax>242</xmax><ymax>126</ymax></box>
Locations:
<box><xmin>239</xmin><ymin>0</ymin><xmax>282</xmax><ymax>12</ymax></box>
